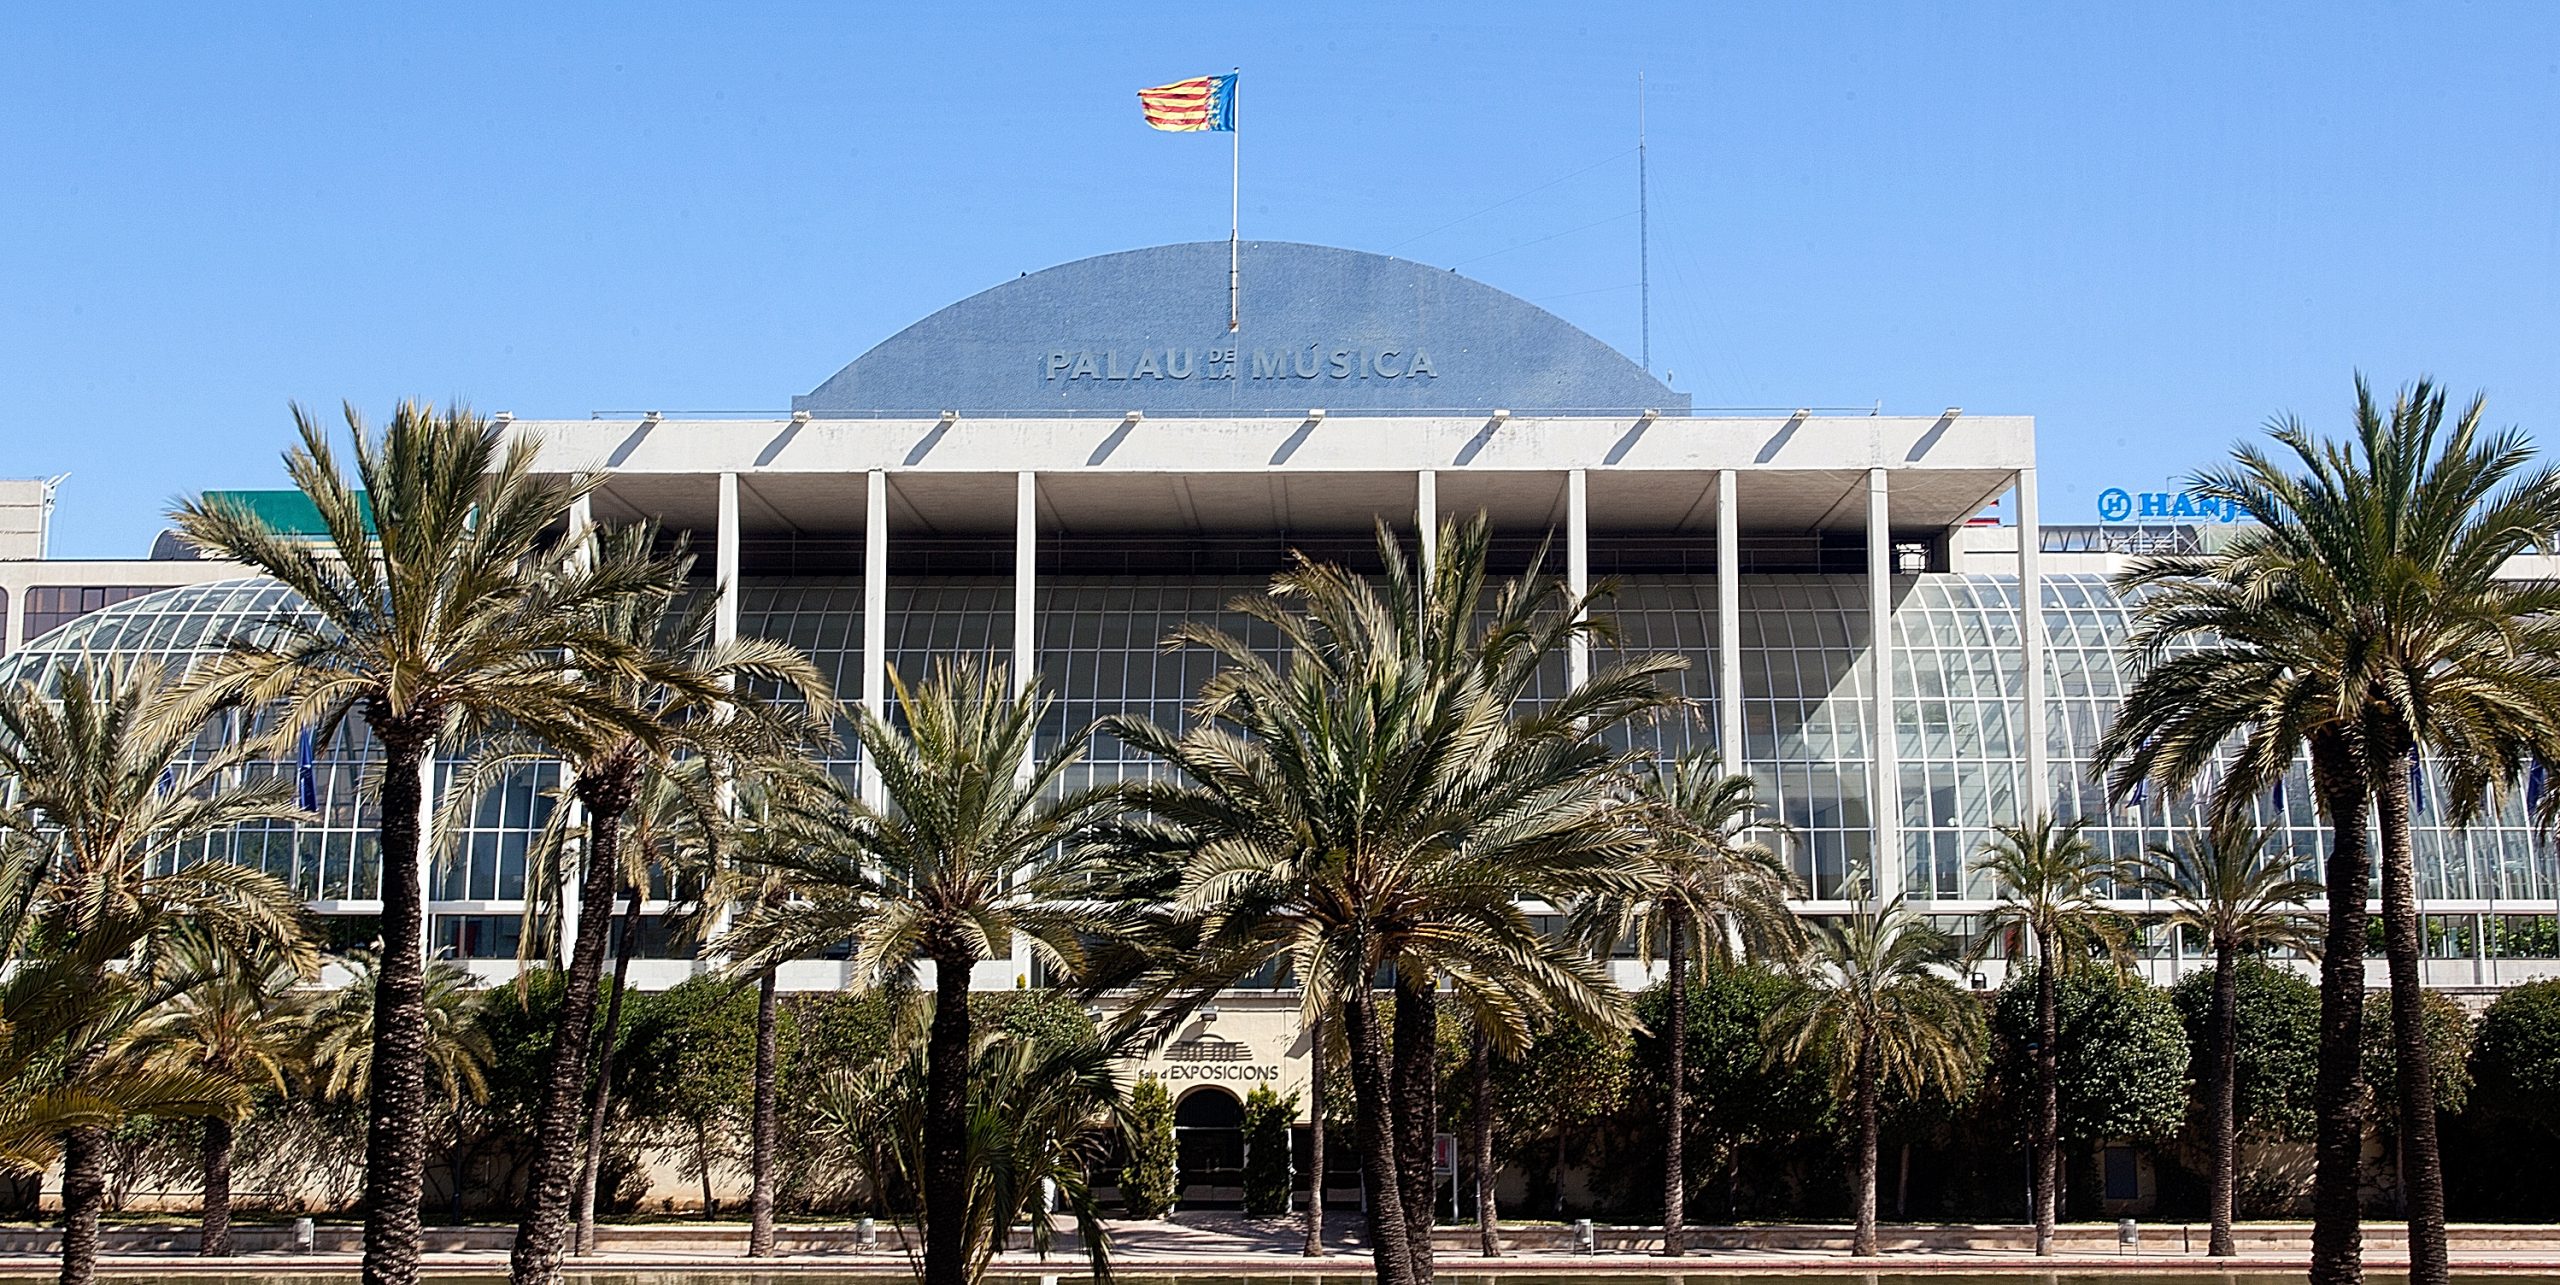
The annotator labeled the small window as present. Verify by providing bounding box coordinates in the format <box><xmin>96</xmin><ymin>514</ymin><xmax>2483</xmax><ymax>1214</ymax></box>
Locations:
<box><xmin>2103</xmin><ymin>1146</ymin><xmax>2140</xmax><ymax>1201</ymax></box>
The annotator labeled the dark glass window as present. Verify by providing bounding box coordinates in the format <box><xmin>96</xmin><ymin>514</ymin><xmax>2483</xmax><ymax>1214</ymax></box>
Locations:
<box><xmin>22</xmin><ymin>585</ymin><xmax>156</xmax><ymax>641</ymax></box>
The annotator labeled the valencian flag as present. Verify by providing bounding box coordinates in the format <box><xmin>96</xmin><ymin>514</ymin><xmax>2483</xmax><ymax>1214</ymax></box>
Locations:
<box><xmin>1138</xmin><ymin>73</ymin><xmax>1237</xmax><ymax>132</ymax></box>
<box><xmin>1137</xmin><ymin>70</ymin><xmax>1243</xmax><ymax>329</ymax></box>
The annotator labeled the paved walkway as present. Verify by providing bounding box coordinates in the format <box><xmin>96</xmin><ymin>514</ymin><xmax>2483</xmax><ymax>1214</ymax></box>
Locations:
<box><xmin>5</xmin><ymin>1214</ymin><xmax>2559</xmax><ymax>1276</ymax></box>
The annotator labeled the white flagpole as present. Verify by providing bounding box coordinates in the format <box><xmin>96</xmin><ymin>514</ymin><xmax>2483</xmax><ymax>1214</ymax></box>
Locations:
<box><xmin>1228</xmin><ymin>68</ymin><xmax>1241</xmax><ymax>332</ymax></box>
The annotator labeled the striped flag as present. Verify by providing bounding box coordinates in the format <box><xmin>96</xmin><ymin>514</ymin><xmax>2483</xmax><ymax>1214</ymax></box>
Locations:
<box><xmin>1139</xmin><ymin>73</ymin><xmax>1237</xmax><ymax>132</ymax></box>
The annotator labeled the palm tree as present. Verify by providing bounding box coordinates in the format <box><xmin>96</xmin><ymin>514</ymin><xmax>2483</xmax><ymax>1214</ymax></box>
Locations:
<box><xmin>1302</xmin><ymin>1014</ymin><xmax>1327</xmax><ymax>1258</ymax></box>
<box><xmin>133</xmin><ymin>932</ymin><xmax>319</xmax><ymax>1257</ymax></box>
<box><xmin>0</xmin><ymin>658</ymin><xmax>316</xmax><ymax>1285</ymax></box>
<box><xmin>807</xmin><ymin>1020</ymin><xmax>1127</xmax><ymax>1285</ymax></box>
<box><xmin>1099</xmin><ymin>516</ymin><xmax>1675</xmax><ymax>1285</ymax></box>
<box><xmin>718</xmin><ymin>656</ymin><xmax>1128</xmax><ymax>1285</ymax></box>
<box><xmin>1572</xmin><ymin>755</ymin><xmax>1801</xmax><ymax>1256</ymax></box>
<box><xmin>558</xmin><ymin>756</ymin><xmax>723</xmax><ymax>1255</ymax></box>
<box><xmin>1970</xmin><ymin>816</ymin><xmax>2131</xmax><ymax>1257</ymax></box>
<box><xmin>496</xmin><ymin>532</ymin><xmax>831</xmax><ymax>1285</ymax></box>
<box><xmin>172</xmin><ymin>400</ymin><xmax>660</xmax><ymax>1285</ymax></box>
<box><xmin>0</xmin><ymin>929</ymin><xmax>250</xmax><ymax>1196</ymax></box>
<box><xmin>1768</xmin><ymin>897</ymin><xmax>1981</xmax><ymax>1258</ymax></box>
<box><xmin>305</xmin><ymin>949</ymin><xmax>496</xmax><ymax>1119</ymax></box>
<box><xmin>2122</xmin><ymin>819</ymin><xmax>2319</xmax><ymax>1257</ymax></box>
<box><xmin>2097</xmin><ymin>378</ymin><xmax>2560</xmax><ymax>1285</ymax></box>
<box><xmin>708</xmin><ymin>756</ymin><xmax>846</xmax><ymax>1259</ymax></box>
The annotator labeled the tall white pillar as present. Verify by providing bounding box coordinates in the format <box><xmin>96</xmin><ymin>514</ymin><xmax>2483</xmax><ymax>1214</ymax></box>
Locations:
<box><xmin>710</xmin><ymin>476</ymin><xmax>744</xmax><ymax>948</ymax></box>
<box><xmin>1417</xmin><ymin>470</ymin><xmax>1438</xmax><ymax>567</ymax></box>
<box><xmin>1011</xmin><ymin>471</ymin><xmax>1039</xmax><ymax>985</ymax></box>
<box><xmin>1867</xmin><ymin>468</ymin><xmax>1900</xmax><ymax>905</ymax></box>
<box><xmin>560</xmin><ymin>493</ymin><xmax>594</xmax><ymax>968</ymax></box>
<box><xmin>1566</xmin><ymin>468</ymin><xmax>1590</xmax><ymax>689</ymax></box>
<box><xmin>415</xmin><ymin>748</ymin><xmax>438</xmax><ymax>963</ymax></box>
<box><xmin>2016</xmin><ymin>468</ymin><xmax>2050</xmax><ymax>821</ymax></box>
<box><xmin>716</xmin><ymin>473</ymin><xmax>741</xmax><ymax>649</ymax></box>
<box><xmin>1014</xmin><ymin>473</ymin><xmax>1037</xmax><ymax>685</ymax></box>
<box><xmin>1014</xmin><ymin>471</ymin><xmax>1038</xmax><ymax>774</ymax></box>
<box><xmin>862</xmin><ymin>470</ymin><xmax>889</xmax><ymax>810</ymax></box>
<box><xmin>1716</xmin><ymin>470</ymin><xmax>1743</xmax><ymax>773</ymax></box>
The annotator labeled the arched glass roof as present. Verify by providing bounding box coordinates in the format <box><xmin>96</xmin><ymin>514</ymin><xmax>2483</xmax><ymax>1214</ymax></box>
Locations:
<box><xmin>0</xmin><ymin>578</ymin><xmax>312</xmax><ymax>688</ymax></box>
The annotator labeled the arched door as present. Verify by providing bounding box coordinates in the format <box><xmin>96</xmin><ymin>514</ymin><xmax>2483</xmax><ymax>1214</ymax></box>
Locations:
<box><xmin>1173</xmin><ymin>1086</ymin><xmax>1244</xmax><ymax>1207</ymax></box>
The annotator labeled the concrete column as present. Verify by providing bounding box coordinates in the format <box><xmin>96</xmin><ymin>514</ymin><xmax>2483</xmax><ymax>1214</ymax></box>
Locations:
<box><xmin>2016</xmin><ymin>468</ymin><xmax>2050</xmax><ymax>821</ymax></box>
<box><xmin>416</xmin><ymin>748</ymin><xmax>438</xmax><ymax>963</ymax></box>
<box><xmin>1867</xmin><ymin>468</ymin><xmax>1900</xmax><ymax>904</ymax></box>
<box><xmin>862</xmin><ymin>470</ymin><xmax>889</xmax><ymax>810</ymax></box>
<box><xmin>1417</xmin><ymin>470</ymin><xmax>1438</xmax><ymax>567</ymax></box>
<box><xmin>716</xmin><ymin>473</ymin><xmax>741</xmax><ymax>649</ymax></box>
<box><xmin>560</xmin><ymin>493</ymin><xmax>593</xmax><ymax>968</ymax></box>
<box><xmin>1567</xmin><ymin>468</ymin><xmax>1590</xmax><ymax>689</ymax></box>
<box><xmin>1012</xmin><ymin>471</ymin><xmax>1040</xmax><ymax>986</ymax></box>
<box><xmin>1014</xmin><ymin>471</ymin><xmax>1038</xmax><ymax>778</ymax></box>
<box><xmin>1716</xmin><ymin>470</ymin><xmax>1744</xmax><ymax>773</ymax></box>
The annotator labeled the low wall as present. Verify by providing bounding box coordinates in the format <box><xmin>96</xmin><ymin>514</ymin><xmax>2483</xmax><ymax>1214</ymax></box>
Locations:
<box><xmin>3</xmin><ymin>1220</ymin><xmax>2558</xmax><ymax>1258</ymax></box>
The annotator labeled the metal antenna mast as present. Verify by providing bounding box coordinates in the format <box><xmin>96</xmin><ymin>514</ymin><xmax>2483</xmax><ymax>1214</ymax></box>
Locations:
<box><xmin>1638</xmin><ymin>70</ymin><xmax>1650</xmax><ymax>373</ymax></box>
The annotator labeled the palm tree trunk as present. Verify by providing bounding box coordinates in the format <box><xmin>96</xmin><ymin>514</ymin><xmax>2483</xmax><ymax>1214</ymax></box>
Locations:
<box><xmin>923</xmin><ymin>950</ymin><xmax>976</xmax><ymax>1285</ymax></box>
<box><xmin>199</xmin><ymin>1117</ymin><xmax>235</xmax><ymax>1257</ymax></box>
<box><xmin>1391</xmin><ymin>976</ymin><xmax>1438</xmax><ymax>1285</ymax></box>
<box><xmin>1663</xmin><ymin>920</ymin><xmax>1687</xmax><ymax>1258</ymax></box>
<box><xmin>2375</xmin><ymin>746</ymin><xmax>2448</xmax><ymax>1285</ymax></box>
<box><xmin>1302</xmin><ymin>1015</ymin><xmax>1325</xmax><ymax>1258</ymax></box>
<box><xmin>747</xmin><ymin>966</ymin><xmax>780</xmax><ymax>1257</ymax></box>
<box><xmin>510</xmin><ymin>778</ymin><xmax>635</xmax><ymax>1285</ymax></box>
<box><xmin>1470</xmin><ymin>1022</ymin><xmax>1498</xmax><ymax>1258</ymax></box>
<box><xmin>1342</xmin><ymin>989</ymin><xmax>1417</xmax><ymax>1285</ymax></box>
<box><xmin>1853</xmin><ymin>1035</ymin><xmax>1880</xmax><ymax>1258</ymax></box>
<box><xmin>2307</xmin><ymin>729</ymin><xmax>2372</xmax><ymax>1285</ymax></box>
<box><xmin>575</xmin><ymin>892</ymin><xmax>645</xmax><ymax>1255</ymax></box>
<box><xmin>361</xmin><ymin>724</ymin><xmax>435</xmax><ymax>1285</ymax></box>
<box><xmin>57</xmin><ymin>1123</ymin><xmax>105</xmax><ymax>1285</ymax></box>
<box><xmin>2033</xmin><ymin>953</ymin><xmax>2059</xmax><ymax>1256</ymax></box>
<box><xmin>2208</xmin><ymin>940</ymin><xmax>2239</xmax><ymax>1257</ymax></box>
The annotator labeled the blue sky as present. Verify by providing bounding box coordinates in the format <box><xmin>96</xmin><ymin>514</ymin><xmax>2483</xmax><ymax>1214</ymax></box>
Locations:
<box><xmin>4</xmin><ymin>3</ymin><xmax>2555</xmax><ymax>557</ymax></box>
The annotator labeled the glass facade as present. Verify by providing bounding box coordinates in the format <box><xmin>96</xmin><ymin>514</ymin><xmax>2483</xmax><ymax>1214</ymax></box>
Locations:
<box><xmin>4</xmin><ymin>570</ymin><xmax>2554</xmax><ymax>959</ymax></box>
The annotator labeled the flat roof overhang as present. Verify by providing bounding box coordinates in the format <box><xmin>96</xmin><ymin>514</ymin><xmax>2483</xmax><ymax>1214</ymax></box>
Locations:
<box><xmin>512</xmin><ymin>412</ymin><xmax>2031</xmax><ymax>540</ymax></box>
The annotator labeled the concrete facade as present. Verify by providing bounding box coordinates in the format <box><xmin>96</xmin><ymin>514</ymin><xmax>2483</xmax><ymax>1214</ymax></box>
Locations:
<box><xmin>2</xmin><ymin>242</ymin><xmax>2555</xmax><ymax>1121</ymax></box>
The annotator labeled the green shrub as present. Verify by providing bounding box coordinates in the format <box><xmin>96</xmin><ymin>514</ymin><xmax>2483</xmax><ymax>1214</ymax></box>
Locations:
<box><xmin>2449</xmin><ymin>979</ymin><xmax>2560</xmax><ymax>1220</ymax></box>
<box><xmin>1240</xmin><ymin>1084</ymin><xmax>1299</xmax><ymax>1217</ymax></box>
<box><xmin>1121</xmin><ymin>1075</ymin><xmax>1179</xmax><ymax>1218</ymax></box>
<box><xmin>1992</xmin><ymin>966</ymin><xmax>2190</xmax><ymax>1146</ymax></box>
<box><xmin>2471</xmin><ymin>978</ymin><xmax>2560</xmax><ymax>1135</ymax></box>
<box><xmin>623</xmin><ymin>975</ymin><xmax>764</xmax><ymax>1212</ymax></box>
<box><xmin>1628</xmin><ymin>966</ymin><xmax>1836</xmax><ymax>1220</ymax></box>
<box><xmin>2169</xmin><ymin>958</ymin><xmax>2321</xmax><ymax>1142</ymax></box>
<box><xmin>2361</xmin><ymin>988</ymin><xmax>2473</xmax><ymax>1120</ymax></box>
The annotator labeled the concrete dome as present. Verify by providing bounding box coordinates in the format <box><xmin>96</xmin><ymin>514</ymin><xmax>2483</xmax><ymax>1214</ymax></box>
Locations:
<box><xmin>795</xmin><ymin>241</ymin><xmax>1684</xmax><ymax>417</ymax></box>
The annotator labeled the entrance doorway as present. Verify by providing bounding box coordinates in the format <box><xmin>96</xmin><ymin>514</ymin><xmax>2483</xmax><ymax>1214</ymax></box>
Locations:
<box><xmin>1174</xmin><ymin>1086</ymin><xmax>1243</xmax><ymax>1207</ymax></box>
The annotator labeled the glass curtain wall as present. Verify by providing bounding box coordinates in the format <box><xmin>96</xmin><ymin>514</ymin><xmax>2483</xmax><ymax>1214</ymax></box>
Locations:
<box><xmin>4</xmin><ymin>572</ymin><xmax>2552</xmax><ymax>943</ymax></box>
